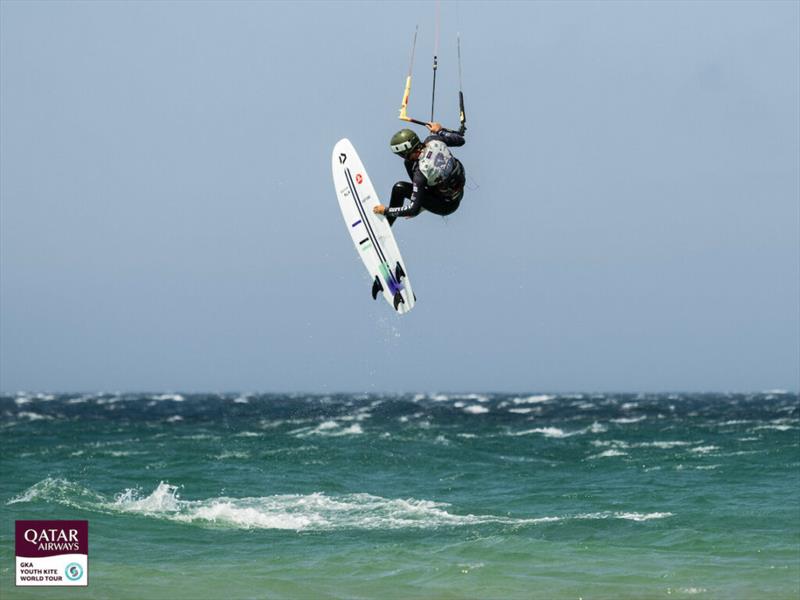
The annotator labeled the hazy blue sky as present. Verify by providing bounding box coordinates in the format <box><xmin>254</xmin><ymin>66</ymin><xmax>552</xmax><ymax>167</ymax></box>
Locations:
<box><xmin>1</xmin><ymin>1</ymin><xmax>798</xmax><ymax>393</ymax></box>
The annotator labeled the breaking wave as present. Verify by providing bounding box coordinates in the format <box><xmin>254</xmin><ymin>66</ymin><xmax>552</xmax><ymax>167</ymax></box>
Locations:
<box><xmin>8</xmin><ymin>478</ymin><xmax>673</xmax><ymax>531</ymax></box>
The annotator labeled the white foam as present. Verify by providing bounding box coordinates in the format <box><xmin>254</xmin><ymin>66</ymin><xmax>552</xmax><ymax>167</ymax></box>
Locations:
<box><xmin>339</xmin><ymin>424</ymin><xmax>364</xmax><ymax>435</ymax></box>
<box><xmin>166</xmin><ymin>415</ymin><xmax>183</xmax><ymax>423</ymax></box>
<box><xmin>591</xmin><ymin>440</ymin><xmax>630</xmax><ymax>448</ymax></box>
<box><xmin>9</xmin><ymin>479</ymin><xmax>675</xmax><ymax>533</ymax></box>
<box><xmin>463</xmin><ymin>394</ymin><xmax>490</xmax><ymax>403</ymax></box>
<box><xmin>568</xmin><ymin>511</ymin><xmax>673</xmax><ymax>522</ymax></box>
<box><xmin>512</xmin><ymin>427</ymin><xmax>574</xmax><ymax>438</ymax></box>
<box><xmin>690</xmin><ymin>445</ymin><xmax>719</xmax><ymax>454</ymax></box>
<box><xmin>295</xmin><ymin>421</ymin><xmax>363</xmax><ymax>437</ymax></box>
<box><xmin>508</xmin><ymin>408</ymin><xmax>536</xmax><ymax>414</ymax></box>
<box><xmin>16</xmin><ymin>411</ymin><xmax>53</xmax><ymax>421</ymax></box>
<box><xmin>152</xmin><ymin>394</ymin><xmax>185</xmax><ymax>402</ymax></box>
<box><xmin>589</xmin><ymin>449</ymin><xmax>628</xmax><ymax>459</ymax></box>
<box><xmin>67</xmin><ymin>397</ymin><xmax>91</xmax><ymax>404</ymax></box>
<box><xmin>641</xmin><ymin>441</ymin><xmax>693</xmax><ymax>449</ymax></box>
<box><xmin>513</xmin><ymin>422</ymin><xmax>605</xmax><ymax>438</ymax></box>
<box><xmin>463</xmin><ymin>405</ymin><xmax>488</xmax><ymax>415</ymax></box>
<box><xmin>112</xmin><ymin>486</ymin><xmax>536</xmax><ymax>530</ymax></box>
<box><xmin>96</xmin><ymin>396</ymin><xmax>124</xmax><ymax>405</ymax></box>
<box><xmin>512</xmin><ymin>395</ymin><xmax>554</xmax><ymax>405</ymax></box>
<box><xmin>614</xmin><ymin>511</ymin><xmax>672</xmax><ymax>522</ymax></box>
<box><xmin>115</xmin><ymin>482</ymin><xmax>182</xmax><ymax>512</ymax></box>
<box><xmin>611</xmin><ymin>416</ymin><xmax>646</xmax><ymax>424</ymax></box>
<box><xmin>214</xmin><ymin>451</ymin><xmax>251</xmax><ymax>460</ymax></box>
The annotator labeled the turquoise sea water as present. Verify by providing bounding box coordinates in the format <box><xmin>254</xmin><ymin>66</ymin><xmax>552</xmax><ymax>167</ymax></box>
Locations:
<box><xmin>1</xmin><ymin>392</ymin><xmax>798</xmax><ymax>599</ymax></box>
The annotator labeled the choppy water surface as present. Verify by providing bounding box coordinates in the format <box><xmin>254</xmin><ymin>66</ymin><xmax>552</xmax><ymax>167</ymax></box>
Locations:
<box><xmin>1</xmin><ymin>392</ymin><xmax>798</xmax><ymax>599</ymax></box>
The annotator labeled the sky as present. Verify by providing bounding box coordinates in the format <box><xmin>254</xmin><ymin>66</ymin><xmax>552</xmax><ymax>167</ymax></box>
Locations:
<box><xmin>1</xmin><ymin>0</ymin><xmax>798</xmax><ymax>393</ymax></box>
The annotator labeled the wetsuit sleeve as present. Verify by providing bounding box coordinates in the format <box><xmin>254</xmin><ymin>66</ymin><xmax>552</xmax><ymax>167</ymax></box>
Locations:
<box><xmin>384</xmin><ymin>169</ymin><xmax>427</xmax><ymax>218</ymax></box>
<box><xmin>430</xmin><ymin>130</ymin><xmax>465</xmax><ymax>147</ymax></box>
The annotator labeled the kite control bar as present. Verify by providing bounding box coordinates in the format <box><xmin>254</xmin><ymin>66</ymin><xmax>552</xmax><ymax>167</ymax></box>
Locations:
<box><xmin>398</xmin><ymin>22</ymin><xmax>466</xmax><ymax>136</ymax></box>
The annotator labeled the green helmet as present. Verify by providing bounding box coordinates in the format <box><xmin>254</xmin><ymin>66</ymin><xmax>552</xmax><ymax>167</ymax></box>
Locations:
<box><xmin>390</xmin><ymin>129</ymin><xmax>421</xmax><ymax>157</ymax></box>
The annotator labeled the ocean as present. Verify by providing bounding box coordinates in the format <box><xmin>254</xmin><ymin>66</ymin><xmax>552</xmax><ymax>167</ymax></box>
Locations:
<box><xmin>1</xmin><ymin>392</ymin><xmax>798</xmax><ymax>599</ymax></box>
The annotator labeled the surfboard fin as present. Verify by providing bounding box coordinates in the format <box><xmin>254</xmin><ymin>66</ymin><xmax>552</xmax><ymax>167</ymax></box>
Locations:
<box><xmin>395</xmin><ymin>262</ymin><xmax>406</xmax><ymax>281</ymax></box>
<box><xmin>393</xmin><ymin>292</ymin><xmax>405</xmax><ymax>311</ymax></box>
<box><xmin>371</xmin><ymin>276</ymin><xmax>383</xmax><ymax>300</ymax></box>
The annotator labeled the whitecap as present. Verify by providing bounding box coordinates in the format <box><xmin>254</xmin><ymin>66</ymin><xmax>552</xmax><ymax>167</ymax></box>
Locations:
<box><xmin>614</xmin><ymin>512</ymin><xmax>672</xmax><ymax>521</ymax></box>
<box><xmin>588</xmin><ymin>449</ymin><xmax>628</xmax><ymax>459</ymax></box>
<box><xmin>295</xmin><ymin>421</ymin><xmax>363</xmax><ymax>437</ymax></box>
<box><xmin>640</xmin><ymin>441</ymin><xmax>693</xmax><ymax>449</ymax></box>
<box><xmin>152</xmin><ymin>394</ymin><xmax>185</xmax><ymax>402</ymax></box>
<box><xmin>16</xmin><ymin>411</ymin><xmax>53</xmax><ymax>421</ymax></box>
<box><xmin>463</xmin><ymin>405</ymin><xmax>488</xmax><ymax>415</ymax></box>
<box><xmin>512</xmin><ymin>395</ymin><xmax>554</xmax><ymax>405</ymax></box>
<box><xmin>568</xmin><ymin>511</ymin><xmax>672</xmax><ymax>522</ymax></box>
<box><xmin>512</xmin><ymin>427</ymin><xmax>574</xmax><ymax>438</ymax></box>
<box><xmin>214</xmin><ymin>451</ymin><xmax>251</xmax><ymax>460</ymax></box>
<box><xmin>753</xmin><ymin>424</ymin><xmax>795</xmax><ymax>431</ymax></box>
<box><xmin>690</xmin><ymin>445</ymin><xmax>719</xmax><ymax>454</ymax></box>
<box><xmin>9</xmin><ymin>479</ymin><xmax>674</xmax><ymax>533</ymax></box>
<box><xmin>611</xmin><ymin>416</ymin><xmax>646</xmax><ymax>424</ymax></box>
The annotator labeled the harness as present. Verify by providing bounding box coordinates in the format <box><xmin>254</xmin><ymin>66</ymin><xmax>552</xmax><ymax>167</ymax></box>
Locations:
<box><xmin>417</xmin><ymin>140</ymin><xmax>465</xmax><ymax>202</ymax></box>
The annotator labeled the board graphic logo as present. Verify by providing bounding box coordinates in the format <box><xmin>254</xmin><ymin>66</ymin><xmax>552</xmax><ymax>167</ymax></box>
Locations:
<box><xmin>355</xmin><ymin>173</ymin><xmax>363</xmax><ymax>184</ymax></box>
<box><xmin>339</xmin><ymin>153</ymin><xmax>347</xmax><ymax>164</ymax></box>
<box><xmin>16</xmin><ymin>520</ymin><xmax>88</xmax><ymax>587</ymax></box>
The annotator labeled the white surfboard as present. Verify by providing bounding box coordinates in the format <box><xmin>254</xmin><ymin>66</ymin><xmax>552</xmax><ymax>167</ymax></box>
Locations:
<box><xmin>332</xmin><ymin>138</ymin><xmax>415</xmax><ymax>314</ymax></box>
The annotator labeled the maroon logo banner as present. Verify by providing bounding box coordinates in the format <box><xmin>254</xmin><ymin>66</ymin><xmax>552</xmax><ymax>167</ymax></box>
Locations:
<box><xmin>16</xmin><ymin>520</ymin><xmax>88</xmax><ymax>558</ymax></box>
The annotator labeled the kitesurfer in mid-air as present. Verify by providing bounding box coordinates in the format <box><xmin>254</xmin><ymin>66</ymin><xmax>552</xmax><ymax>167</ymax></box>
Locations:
<box><xmin>373</xmin><ymin>122</ymin><xmax>466</xmax><ymax>225</ymax></box>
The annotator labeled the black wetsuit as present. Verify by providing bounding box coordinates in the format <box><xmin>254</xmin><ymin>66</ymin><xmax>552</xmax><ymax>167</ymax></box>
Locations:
<box><xmin>385</xmin><ymin>130</ymin><xmax>466</xmax><ymax>225</ymax></box>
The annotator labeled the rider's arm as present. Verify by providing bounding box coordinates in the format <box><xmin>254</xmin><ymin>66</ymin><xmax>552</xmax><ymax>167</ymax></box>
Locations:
<box><xmin>427</xmin><ymin>122</ymin><xmax>465</xmax><ymax>147</ymax></box>
<box><xmin>432</xmin><ymin>129</ymin><xmax>465</xmax><ymax>147</ymax></box>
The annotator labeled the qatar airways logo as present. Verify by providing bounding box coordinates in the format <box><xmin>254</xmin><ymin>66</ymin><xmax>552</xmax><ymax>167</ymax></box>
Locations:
<box><xmin>23</xmin><ymin>527</ymin><xmax>80</xmax><ymax>552</ymax></box>
<box><xmin>16</xmin><ymin>520</ymin><xmax>88</xmax><ymax>587</ymax></box>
